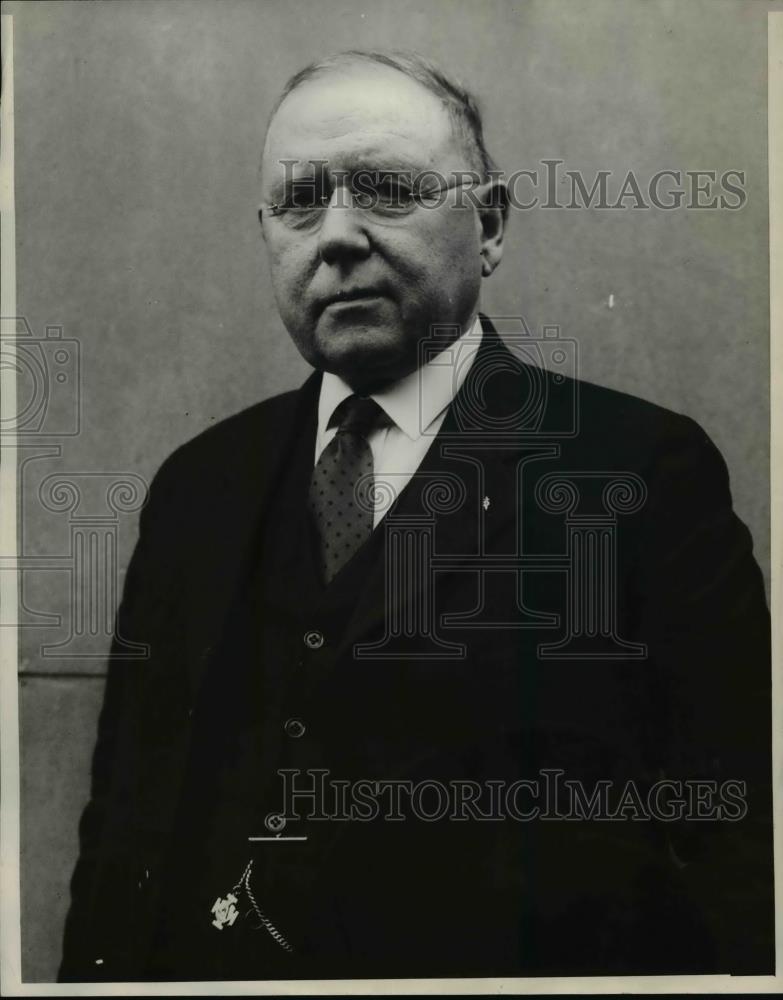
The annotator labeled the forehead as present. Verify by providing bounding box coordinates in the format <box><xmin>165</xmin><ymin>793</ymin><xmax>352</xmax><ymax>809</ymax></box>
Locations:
<box><xmin>262</xmin><ymin>65</ymin><xmax>462</xmax><ymax>181</ymax></box>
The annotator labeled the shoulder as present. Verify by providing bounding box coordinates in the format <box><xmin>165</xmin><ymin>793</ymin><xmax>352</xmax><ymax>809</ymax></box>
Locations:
<box><xmin>482</xmin><ymin>325</ymin><xmax>715</xmax><ymax>468</ymax></box>
<box><xmin>553</xmin><ymin>371</ymin><xmax>733</xmax><ymax>505</ymax></box>
<box><xmin>165</xmin><ymin>388</ymin><xmax>299</xmax><ymax>468</ymax></box>
<box><xmin>142</xmin><ymin>384</ymin><xmax>309</xmax><ymax>513</ymax></box>
<box><xmin>488</xmin><ymin>351</ymin><xmax>736</xmax><ymax>524</ymax></box>
<box><xmin>564</xmin><ymin>372</ymin><xmax>715</xmax><ymax>456</ymax></box>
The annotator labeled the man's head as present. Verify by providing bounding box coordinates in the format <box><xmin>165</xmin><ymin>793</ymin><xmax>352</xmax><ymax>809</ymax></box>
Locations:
<box><xmin>259</xmin><ymin>51</ymin><xmax>506</xmax><ymax>393</ymax></box>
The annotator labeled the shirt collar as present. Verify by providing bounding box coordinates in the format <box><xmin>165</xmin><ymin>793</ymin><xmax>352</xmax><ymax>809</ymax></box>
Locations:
<box><xmin>317</xmin><ymin>316</ymin><xmax>483</xmax><ymax>443</ymax></box>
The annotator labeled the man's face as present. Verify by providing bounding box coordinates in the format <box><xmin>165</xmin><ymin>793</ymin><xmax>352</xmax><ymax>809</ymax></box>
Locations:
<box><xmin>260</xmin><ymin>66</ymin><xmax>488</xmax><ymax>392</ymax></box>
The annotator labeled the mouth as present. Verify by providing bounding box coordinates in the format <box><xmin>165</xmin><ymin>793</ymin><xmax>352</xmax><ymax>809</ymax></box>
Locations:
<box><xmin>320</xmin><ymin>288</ymin><xmax>388</xmax><ymax>312</ymax></box>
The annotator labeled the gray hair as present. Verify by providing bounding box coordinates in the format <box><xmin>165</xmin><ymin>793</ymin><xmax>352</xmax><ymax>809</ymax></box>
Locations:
<box><xmin>266</xmin><ymin>49</ymin><xmax>499</xmax><ymax>180</ymax></box>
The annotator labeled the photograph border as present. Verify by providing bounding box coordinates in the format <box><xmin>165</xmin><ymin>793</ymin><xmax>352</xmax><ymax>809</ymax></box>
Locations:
<box><xmin>1</xmin><ymin>7</ymin><xmax>780</xmax><ymax>994</ymax></box>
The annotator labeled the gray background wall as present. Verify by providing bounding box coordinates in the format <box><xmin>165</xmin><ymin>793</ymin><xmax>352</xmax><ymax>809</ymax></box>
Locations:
<box><xmin>6</xmin><ymin>0</ymin><xmax>772</xmax><ymax>981</ymax></box>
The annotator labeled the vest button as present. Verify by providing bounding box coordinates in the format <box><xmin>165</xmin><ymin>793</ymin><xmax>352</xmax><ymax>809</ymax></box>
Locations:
<box><xmin>265</xmin><ymin>812</ymin><xmax>286</xmax><ymax>833</ymax></box>
<box><xmin>303</xmin><ymin>630</ymin><xmax>324</xmax><ymax>649</ymax></box>
<box><xmin>284</xmin><ymin>718</ymin><xmax>306</xmax><ymax>738</ymax></box>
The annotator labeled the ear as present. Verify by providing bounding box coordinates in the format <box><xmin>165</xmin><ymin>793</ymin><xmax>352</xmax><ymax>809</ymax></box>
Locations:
<box><xmin>477</xmin><ymin>180</ymin><xmax>507</xmax><ymax>277</ymax></box>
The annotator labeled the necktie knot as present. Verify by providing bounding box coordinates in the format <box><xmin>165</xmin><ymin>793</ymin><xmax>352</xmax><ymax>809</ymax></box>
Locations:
<box><xmin>332</xmin><ymin>395</ymin><xmax>387</xmax><ymax>438</ymax></box>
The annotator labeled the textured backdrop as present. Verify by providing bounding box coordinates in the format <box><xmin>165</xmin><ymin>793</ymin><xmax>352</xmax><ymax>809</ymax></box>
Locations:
<box><xmin>7</xmin><ymin>0</ymin><xmax>771</xmax><ymax>981</ymax></box>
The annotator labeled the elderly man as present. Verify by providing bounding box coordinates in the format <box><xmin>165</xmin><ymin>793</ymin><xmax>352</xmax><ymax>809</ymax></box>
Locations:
<box><xmin>60</xmin><ymin>51</ymin><xmax>772</xmax><ymax>982</ymax></box>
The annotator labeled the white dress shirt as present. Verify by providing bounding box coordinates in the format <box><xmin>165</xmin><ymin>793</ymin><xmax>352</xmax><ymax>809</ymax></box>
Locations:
<box><xmin>315</xmin><ymin>317</ymin><xmax>483</xmax><ymax>527</ymax></box>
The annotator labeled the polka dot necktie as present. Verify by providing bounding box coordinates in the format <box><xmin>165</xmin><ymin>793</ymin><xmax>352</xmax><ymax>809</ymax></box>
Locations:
<box><xmin>309</xmin><ymin>395</ymin><xmax>387</xmax><ymax>584</ymax></box>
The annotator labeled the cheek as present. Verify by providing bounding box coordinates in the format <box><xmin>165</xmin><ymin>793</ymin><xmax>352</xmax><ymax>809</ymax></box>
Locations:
<box><xmin>398</xmin><ymin>228</ymin><xmax>481</xmax><ymax>310</ymax></box>
<box><xmin>268</xmin><ymin>245</ymin><xmax>311</xmax><ymax>308</ymax></box>
<box><xmin>442</xmin><ymin>223</ymin><xmax>483</xmax><ymax>283</ymax></box>
<box><xmin>407</xmin><ymin>214</ymin><xmax>480</xmax><ymax>276</ymax></box>
<box><xmin>443</xmin><ymin>215</ymin><xmax>482</xmax><ymax>266</ymax></box>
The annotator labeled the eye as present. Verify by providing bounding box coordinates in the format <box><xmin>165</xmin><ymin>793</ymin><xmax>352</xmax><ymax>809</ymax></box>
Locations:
<box><xmin>374</xmin><ymin>177</ymin><xmax>415</xmax><ymax>207</ymax></box>
<box><xmin>284</xmin><ymin>183</ymin><xmax>325</xmax><ymax>210</ymax></box>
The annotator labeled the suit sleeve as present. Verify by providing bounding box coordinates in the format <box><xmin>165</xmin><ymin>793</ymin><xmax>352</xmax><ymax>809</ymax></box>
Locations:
<box><xmin>634</xmin><ymin>416</ymin><xmax>773</xmax><ymax>973</ymax></box>
<box><xmin>58</xmin><ymin>457</ymin><xmax>183</xmax><ymax>982</ymax></box>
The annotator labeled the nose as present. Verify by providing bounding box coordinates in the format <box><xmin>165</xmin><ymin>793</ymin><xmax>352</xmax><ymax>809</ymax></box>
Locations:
<box><xmin>317</xmin><ymin>186</ymin><xmax>372</xmax><ymax>266</ymax></box>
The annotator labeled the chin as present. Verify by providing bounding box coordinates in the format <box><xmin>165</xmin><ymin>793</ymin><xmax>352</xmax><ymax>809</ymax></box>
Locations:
<box><xmin>315</xmin><ymin>322</ymin><xmax>413</xmax><ymax>383</ymax></box>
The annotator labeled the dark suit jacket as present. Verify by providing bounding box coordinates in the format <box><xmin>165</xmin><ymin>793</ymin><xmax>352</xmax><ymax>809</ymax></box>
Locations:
<box><xmin>60</xmin><ymin>321</ymin><xmax>773</xmax><ymax>981</ymax></box>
